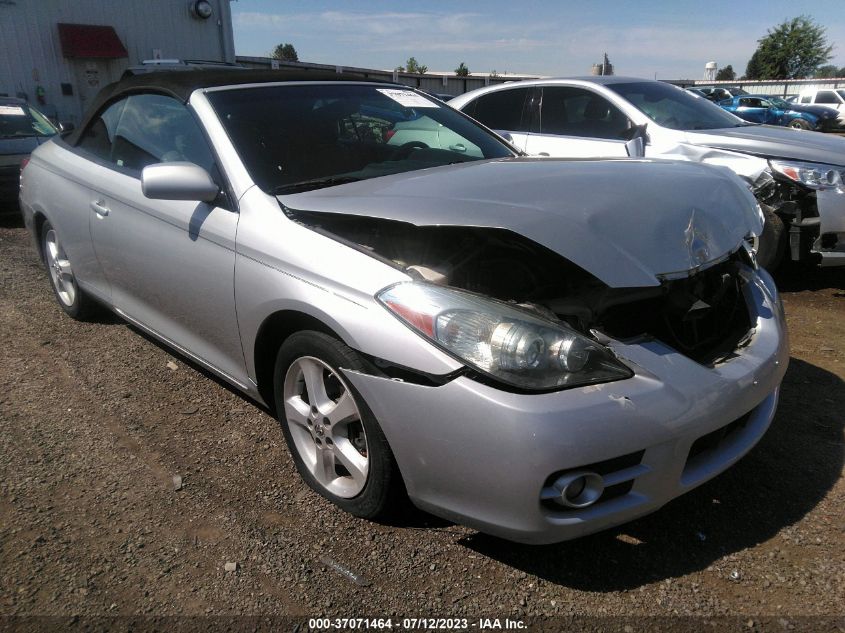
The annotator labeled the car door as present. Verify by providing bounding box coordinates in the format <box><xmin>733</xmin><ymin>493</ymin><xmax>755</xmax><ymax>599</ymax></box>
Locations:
<box><xmin>735</xmin><ymin>97</ymin><xmax>770</xmax><ymax>124</ymax></box>
<box><xmin>460</xmin><ymin>86</ymin><xmax>533</xmax><ymax>151</ymax></box>
<box><xmin>523</xmin><ymin>86</ymin><xmax>631</xmax><ymax>158</ymax></box>
<box><xmin>77</xmin><ymin>93</ymin><xmax>247</xmax><ymax>386</ymax></box>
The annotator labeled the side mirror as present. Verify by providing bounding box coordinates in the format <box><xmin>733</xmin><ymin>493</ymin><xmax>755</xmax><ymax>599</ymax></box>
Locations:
<box><xmin>141</xmin><ymin>162</ymin><xmax>219</xmax><ymax>202</ymax></box>
<box><xmin>497</xmin><ymin>131</ymin><xmax>515</xmax><ymax>144</ymax></box>
<box><xmin>624</xmin><ymin>123</ymin><xmax>648</xmax><ymax>158</ymax></box>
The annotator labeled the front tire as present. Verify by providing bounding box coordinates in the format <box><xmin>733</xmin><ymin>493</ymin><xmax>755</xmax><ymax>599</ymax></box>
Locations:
<box><xmin>788</xmin><ymin>119</ymin><xmax>811</xmax><ymax>130</ymax></box>
<box><xmin>273</xmin><ymin>330</ymin><xmax>403</xmax><ymax>519</ymax></box>
<box><xmin>41</xmin><ymin>220</ymin><xmax>98</xmax><ymax>320</ymax></box>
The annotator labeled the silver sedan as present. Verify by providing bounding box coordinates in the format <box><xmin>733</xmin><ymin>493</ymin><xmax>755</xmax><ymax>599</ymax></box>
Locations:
<box><xmin>19</xmin><ymin>71</ymin><xmax>787</xmax><ymax>544</ymax></box>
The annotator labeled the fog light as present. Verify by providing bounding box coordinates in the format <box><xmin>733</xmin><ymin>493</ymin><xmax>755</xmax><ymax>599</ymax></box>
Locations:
<box><xmin>551</xmin><ymin>471</ymin><xmax>604</xmax><ymax>508</ymax></box>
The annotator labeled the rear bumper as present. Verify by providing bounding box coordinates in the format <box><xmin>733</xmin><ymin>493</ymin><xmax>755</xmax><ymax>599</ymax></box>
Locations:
<box><xmin>344</xmin><ymin>268</ymin><xmax>788</xmax><ymax>543</ymax></box>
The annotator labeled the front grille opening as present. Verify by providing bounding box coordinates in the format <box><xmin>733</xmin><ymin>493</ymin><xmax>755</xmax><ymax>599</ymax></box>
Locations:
<box><xmin>686</xmin><ymin>411</ymin><xmax>752</xmax><ymax>466</ymax></box>
<box><xmin>541</xmin><ymin>449</ymin><xmax>644</xmax><ymax>512</ymax></box>
<box><xmin>598</xmin><ymin>259</ymin><xmax>752</xmax><ymax>365</ymax></box>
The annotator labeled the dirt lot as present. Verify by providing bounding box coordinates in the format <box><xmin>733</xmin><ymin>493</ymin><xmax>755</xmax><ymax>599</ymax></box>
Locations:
<box><xmin>0</xmin><ymin>208</ymin><xmax>843</xmax><ymax>631</ymax></box>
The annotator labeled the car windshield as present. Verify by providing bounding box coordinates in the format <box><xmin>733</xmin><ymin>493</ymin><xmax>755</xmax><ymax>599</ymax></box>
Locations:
<box><xmin>0</xmin><ymin>103</ymin><xmax>57</xmax><ymax>139</ymax></box>
<box><xmin>206</xmin><ymin>83</ymin><xmax>514</xmax><ymax>194</ymax></box>
<box><xmin>838</xmin><ymin>90</ymin><xmax>845</xmax><ymax>101</ymax></box>
<box><xmin>607</xmin><ymin>81</ymin><xmax>750</xmax><ymax>131</ymax></box>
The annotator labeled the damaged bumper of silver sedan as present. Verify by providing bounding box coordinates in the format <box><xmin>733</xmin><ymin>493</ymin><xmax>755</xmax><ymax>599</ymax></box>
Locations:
<box><xmin>342</xmin><ymin>262</ymin><xmax>786</xmax><ymax>544</ymax></box>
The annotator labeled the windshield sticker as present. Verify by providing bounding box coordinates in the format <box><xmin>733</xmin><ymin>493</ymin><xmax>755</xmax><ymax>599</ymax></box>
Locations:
<box><xmin>376</xmin><ymin>89</ymin><xmax>439</xmax><ymax>108</ymax></box>
<box><xmin>0</xmin><ymin>105</ymin><xmax>26</xmax><ymax>116</ymax></box>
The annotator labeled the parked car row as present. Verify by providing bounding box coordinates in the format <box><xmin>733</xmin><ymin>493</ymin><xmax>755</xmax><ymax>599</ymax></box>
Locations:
<box><xmin>14</xmin><ymin>68</ymin><xmax>829</xmax><ymax>544</ymax></box>
<box><xmin>450</xmin><ymin>76</ymin><xmax>845</xmax><ymax>271</ymax></box>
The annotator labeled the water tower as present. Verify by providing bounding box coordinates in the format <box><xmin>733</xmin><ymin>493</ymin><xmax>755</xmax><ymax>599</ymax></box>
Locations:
<box><xmin>704</xmin><ymin>61</ymin><xmax>717</xmax><ymax>81</ymax></box>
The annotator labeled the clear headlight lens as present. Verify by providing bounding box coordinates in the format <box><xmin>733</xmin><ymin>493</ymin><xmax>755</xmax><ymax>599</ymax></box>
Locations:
<box><xmin>769</xmin><ymin>160</ymin><xmax>844</xmax><ymax>190</ymax></box>
<box><xmin>378</xmin><ymin>282</ymin><xmax>632</xmax><ymax>391</ymax></box>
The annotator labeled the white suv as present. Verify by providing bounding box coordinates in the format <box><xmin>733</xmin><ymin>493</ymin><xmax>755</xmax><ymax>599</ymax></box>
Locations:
<box><xmin>795</xmin><ymin>88</ymin><xmax>845</xmax><ymax>127</ymax></box>
<box><xmin>451</xmin><ymin>77</ymin><xmax>845</xmax><ymax>270</ymax></box>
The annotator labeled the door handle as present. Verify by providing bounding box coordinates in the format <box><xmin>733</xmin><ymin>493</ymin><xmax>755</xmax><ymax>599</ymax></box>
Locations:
<box><xmin>90</xmin><ymin>200</ymin><xmax>109</xmax><ymax>217</ymax></box>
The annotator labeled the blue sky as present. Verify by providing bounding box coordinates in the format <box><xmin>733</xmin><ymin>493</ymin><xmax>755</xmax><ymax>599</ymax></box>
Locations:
<box><xmin>231</xmin><ymin>0</ymin><xmax>845</xmax><ymax>79</ymax></box>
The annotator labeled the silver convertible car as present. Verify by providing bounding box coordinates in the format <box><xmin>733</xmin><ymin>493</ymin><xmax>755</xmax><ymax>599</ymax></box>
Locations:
<box><xmin>20</xmin><ymin>71</ymin><xmax>788</xmax><ymax>544</ymax></box>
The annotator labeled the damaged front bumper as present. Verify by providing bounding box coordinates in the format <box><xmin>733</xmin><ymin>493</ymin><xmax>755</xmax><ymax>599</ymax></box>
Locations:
<box><xmin>342</xmin><ymin>266</ymin><xmax>788</xmax><ymax>544</ymax></box>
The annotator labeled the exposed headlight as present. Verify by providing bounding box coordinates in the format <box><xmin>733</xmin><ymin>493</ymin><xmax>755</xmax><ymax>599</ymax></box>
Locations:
<box><xmin>377</xmin><ymin>283</ymin><xmax>632</xmax><ymax>391</ymax></box>
<box><xmin>769</xmin><ymin>160</ymin><xmax>844</xmax><ymax>190</ymax></box>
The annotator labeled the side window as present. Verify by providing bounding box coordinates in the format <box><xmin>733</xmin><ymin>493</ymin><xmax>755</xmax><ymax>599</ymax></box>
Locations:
<box><xmin>540</xmin><ymin>87</ymin><xmax>631</xmax><ymax>139</ymax></box>
<box><xmin>816</xmin><ymin>91</ymin><xmax>839</xmax><ymax>104</ymax></box>
<box><xmin>800</xmin><ymin>95</ymin><xmax>812</xmax><ymax>104</ymax></box>
<box><xmin>111</xmin><ymin>94</ymin><xmax>215</xmax><ymax>173</ymax></box>
<box><xmin>471</xmin><ymin>88</ymin><xmax>530</xmax><ymax>132</ymax></box>
<box><xmin>77</xmin><ymin>98</ymin><xmax>127</xmax><ymax>162</ymax></box>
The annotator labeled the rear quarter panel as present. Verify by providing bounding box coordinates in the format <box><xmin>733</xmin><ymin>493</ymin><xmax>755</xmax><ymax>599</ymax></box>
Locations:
<box><xmin>21</xmin><ymin>140</ymin><xmax>109</xmax><ymax>300</ymax></box>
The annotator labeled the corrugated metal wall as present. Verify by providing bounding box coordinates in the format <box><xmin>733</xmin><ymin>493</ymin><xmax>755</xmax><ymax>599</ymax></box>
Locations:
<box><xmin>0</xmin><ymin>0</ymin><xmax>235</xmax><ymax>124</ymax></box>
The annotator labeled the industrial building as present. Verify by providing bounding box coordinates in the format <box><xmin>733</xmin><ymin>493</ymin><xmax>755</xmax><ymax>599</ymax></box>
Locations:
<box><xmin>0</xmin><ymin>0</ymin><xmax>235</xmax><ymax>125</ymax></box>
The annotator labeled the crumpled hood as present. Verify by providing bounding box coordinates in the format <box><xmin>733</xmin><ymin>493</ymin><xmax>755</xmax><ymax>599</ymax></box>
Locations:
<box><xmin>280</xmin><ymin>157</ymin><xmax>762</xmax><ymax>288</ymax></box>
<box><xmin>687</xmin><ymin>125</ymin><xmax>845</xmax><ymax>166</ymax></box>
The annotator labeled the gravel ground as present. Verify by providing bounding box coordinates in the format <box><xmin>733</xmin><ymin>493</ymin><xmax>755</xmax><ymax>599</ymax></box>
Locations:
<box><xmin>0</xmin><ymin>208</ymin><xmax>843</xmax><ymax>631</ymax></box>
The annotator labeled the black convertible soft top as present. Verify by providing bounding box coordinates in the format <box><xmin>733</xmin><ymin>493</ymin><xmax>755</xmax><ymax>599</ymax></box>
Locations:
<box><xmin>65</xmin><ymin>68</ymin><xmax>397</xmax><ymax>145</ymax></box>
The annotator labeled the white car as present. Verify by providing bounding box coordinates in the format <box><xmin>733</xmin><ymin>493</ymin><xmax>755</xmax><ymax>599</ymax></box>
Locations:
<box><xmin>795</xmin><ymin>87</ymin><xmax>845</xmax><ymax>127</ymax></box>
<box><xmin>451</xmin><ymin>77</ymin><xmax>845</xmax><ymax>270</ymax></box>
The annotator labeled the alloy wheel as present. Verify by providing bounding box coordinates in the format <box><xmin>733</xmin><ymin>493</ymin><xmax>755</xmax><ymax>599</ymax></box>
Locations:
<box><xmin>282</xmin><ymin>356</ymin><xmax>369</xmax><ymax>498</ymax></box>
<box><xmin>44</xmin><ymin>229</ymin><xmax>76</xmax><ymax>307</ymax></box>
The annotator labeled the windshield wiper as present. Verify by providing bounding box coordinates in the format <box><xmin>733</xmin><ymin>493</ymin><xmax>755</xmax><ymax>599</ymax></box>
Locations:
<box><xmin>272</xmin><ymin>175</ymin><xmax>361</xmax><ymax>195</ymax></box>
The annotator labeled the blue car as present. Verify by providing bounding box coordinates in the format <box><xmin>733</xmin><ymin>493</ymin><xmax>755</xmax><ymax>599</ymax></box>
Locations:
<box><xmin>718</xmin><ymin>94</ymin><xmax>839</xmax><ymax>131</ymax></box>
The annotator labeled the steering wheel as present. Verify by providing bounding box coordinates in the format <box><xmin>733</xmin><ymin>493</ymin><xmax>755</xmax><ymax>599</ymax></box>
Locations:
<box><xmin>390</xmin><ymin>140</ymin><xmax>429</xmax><ymax>160</ymax></box>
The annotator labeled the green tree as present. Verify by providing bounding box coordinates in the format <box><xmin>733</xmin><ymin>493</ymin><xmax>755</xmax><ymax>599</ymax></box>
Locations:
<box><xmin>745</xmin><ymin>16</ymin><xmax>832</xmax><ymax>79</ymax></box>
<box><xmin>455</xmin><ymin>62</ymin><xmax>469</xmax><ymax>77</ymax></box>
<box><xmin>272</xmin><ymin>43</ymin><xmax>299</xmax><ymax>62</ymax></box>
<box><xmin>405</xmin><ymin>57</ymin><xmax>428</xmax><ymax>74</ymax></box>
<box><xmin>815</xmin><ymin>64</ymin><xmax>841</xmax><ymax>78</ymax></box>
<box><xmin>715</xmin><ymin>65</ymin><xmax>736</xmax><ymax>81</ymax></box>
<box><xmin>394</xmin><ymin>65</ymin><xmax>405</xmax><ymax>73</ymax></box>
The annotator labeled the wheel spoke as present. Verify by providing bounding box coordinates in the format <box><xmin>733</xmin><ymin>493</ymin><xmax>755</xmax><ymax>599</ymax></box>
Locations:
<box><xmin>284</xmin><ymin>395</ymin><xmax>311</xmax><ymax>429</ymax></box>
<box><xmin>315</xmin><ymin>447</ymin><xmax>336</xmax><ymax>485</ymax></box>
<box><xmin>326</xmin><ymin>390</ymin><xmax>358</xmax><ymax>425</ymax></box>
<box><xmin>332</xmin><ymin>437</ymin><xmax>368</xmax><ymax>487</ymax></box>
<box><xmin>57</xmin><ymin>258</ymin><xmax>73</xmax><ymax>277</ymax></box>
<box><xmin>300</xmin><ymin>359</ymin><xmax>332</xmax><ymax>412</ymax></box>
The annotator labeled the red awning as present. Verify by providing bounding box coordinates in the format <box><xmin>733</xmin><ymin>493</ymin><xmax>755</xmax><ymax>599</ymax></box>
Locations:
<box><xmin>57</xmin><ymin>23</ymin><xmax>128</xmax><ymax>59</ymax></box>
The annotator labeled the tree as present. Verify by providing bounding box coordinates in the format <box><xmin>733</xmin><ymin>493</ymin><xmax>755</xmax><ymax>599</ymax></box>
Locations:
<box><xmin>394</xmin><ymin>65</ymin><xmax>405</xmax><ymax>73</ymax></box>
<box><xmin>404</xmin><ymin>57</ymin><xmax>428</xmax><ymax>74</ymax></box>
<box><xmin>815</xmin><ymin>64</ymin><xmax>841</xmax><ymax>78</ymax></box>
<box><xmin>744</xmin><ymin>16</ymin><xmax>832</xmax><ymax>79</ymax></box>
<box><xmin>455</xmin><ymin>62</ymin><xmax>469</xmax><ymax>77</ymax></box>
<box><xmin>272</xmin><ymin>43</ymin><xmax>299</xmax><ymax>62</ymax></box>
<box><xmin>715</xmin><ymin>65</ymin><xmax>736</xmax><ymax>81</ymax></box>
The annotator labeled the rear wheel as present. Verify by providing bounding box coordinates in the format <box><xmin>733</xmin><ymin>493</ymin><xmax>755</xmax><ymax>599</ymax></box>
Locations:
<box><xmin>273</xmin><ymin>330</ymin><xmax>403</xmax><ymax>518</ymax></box>
<box><xmin>788</xmin><ymin>118</ymin><xmax>811</xmax><ymax>130</ymax></box>
<box><xmin>41</xmin><ymin>221</ymin><xmax>98</xmax><ymax>320</ymax></box>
